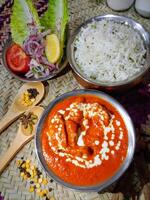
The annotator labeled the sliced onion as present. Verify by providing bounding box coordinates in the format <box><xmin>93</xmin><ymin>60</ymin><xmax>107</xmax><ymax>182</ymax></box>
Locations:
<box><xmin>45</xmin><ymin>68</ymin><xmax>50</xmax><ymax>76</ymax></box>
<box><xmin>41</xmin><ymin>29</ymin><xmax>51</xmax><ymax>37</ymax></box>
<box><xmin>23</xmin><ymin>23</ymin><xmax>58</xmax><ymax>79</ymax></box>
<box><xmin>40</xmin><ymin>56</ymin><xmax>55</xmax><ymax>68</ymax></box>
<box><xmin>25</xmin><ymin>71</ymin><xmax>34</xmax><ymax>78</ymax></box>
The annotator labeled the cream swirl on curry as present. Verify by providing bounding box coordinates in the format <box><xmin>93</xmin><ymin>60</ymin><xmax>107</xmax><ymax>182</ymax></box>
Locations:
<box><xmin>42</xmin><ymin>95</ymin><xmax>128</xmax><ymax>185</ymax></box>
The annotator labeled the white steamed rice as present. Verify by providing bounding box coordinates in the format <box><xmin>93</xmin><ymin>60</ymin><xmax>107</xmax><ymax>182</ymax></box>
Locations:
<box><xmin>74</xmin><ymin>19</ymin><xmax>146</xmax><ymax>83</ymax></box>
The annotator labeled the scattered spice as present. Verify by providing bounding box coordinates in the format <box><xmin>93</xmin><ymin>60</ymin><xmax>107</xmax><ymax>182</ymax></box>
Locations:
<box><xmin>43</xmin><ymin>179</ymin><xmax>48</xmax><ymax>185</ymax></box>
<box><xmin>20</xmin><ymin>112</ymin><xmax>38</xmax><ymax>135</ymax></box>
<box><xmin>29</xmin><ymin>186</ymin><xmax>35</xmax><ymax>192</ymax></box>
<box><xmin>16</xmin><ymin>159</ymin><xmax>54</xmax><ymax>199</ymax></box>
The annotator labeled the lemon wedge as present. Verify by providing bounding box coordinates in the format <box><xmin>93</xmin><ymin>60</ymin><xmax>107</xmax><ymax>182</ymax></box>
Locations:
<box><xmin>45</xmin><ymin>34</ymin><xmax>60</xmax><ymax>64</ymax></box>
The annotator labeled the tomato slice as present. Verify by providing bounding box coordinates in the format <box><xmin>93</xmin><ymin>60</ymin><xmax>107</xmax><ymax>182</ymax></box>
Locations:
<box><xmin>6</xmin><ymin>43</ymin><xmax>30</xmax><ymax>73</ymax></box>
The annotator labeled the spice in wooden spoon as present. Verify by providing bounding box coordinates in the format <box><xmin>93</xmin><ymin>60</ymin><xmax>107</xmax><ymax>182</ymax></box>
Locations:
<box><xmin>0</xmin><ymin>106</ymin><xmax>44</xmax><ymax>174</ymax></box>
<box><xmin>0</xmin><ymin>82</ymin><xmax>44</xmax><ymax>133</ymax></box>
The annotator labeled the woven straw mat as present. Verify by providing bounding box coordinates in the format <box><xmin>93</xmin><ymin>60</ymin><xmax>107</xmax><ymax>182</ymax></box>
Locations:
<box><xmin>0</xmin><ymin>0</ymin><xmax>150</xmax><ymax>200</ymax></box>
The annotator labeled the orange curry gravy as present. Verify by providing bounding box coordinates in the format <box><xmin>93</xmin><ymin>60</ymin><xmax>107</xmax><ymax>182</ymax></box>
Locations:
<box><xmin>42</xmin><ymin>95</ymin><xmax>128</xmax><ymax>186</ymax></box>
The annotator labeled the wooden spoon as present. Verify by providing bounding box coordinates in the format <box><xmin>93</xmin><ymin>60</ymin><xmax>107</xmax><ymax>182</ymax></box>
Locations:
<box><xmin>0</xmin><ymin>106</ymin><xmax>44</xmax><ymax>174</ymax></box>
<box><xmin>0</xmin><ymin>82</ymin><xmax>44</xmax><ymax>134</ymax></box>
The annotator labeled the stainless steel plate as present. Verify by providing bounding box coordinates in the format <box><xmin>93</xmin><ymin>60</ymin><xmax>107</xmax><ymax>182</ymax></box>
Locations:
<box><xmin>35</xmin><ymin>89</ymin><xmax>135</xmax><ymax>192</ymax></box>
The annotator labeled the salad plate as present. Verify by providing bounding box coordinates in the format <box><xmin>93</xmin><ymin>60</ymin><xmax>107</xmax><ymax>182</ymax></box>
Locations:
<box><xmin>2</xmin><ymin>39</ymin><xmax>68</xmax><ymax>82</ymax></box>
<box><xmin>2</xmin><ymin>0</ymin><xmax>68</xmax><ymax>82</ymax></box>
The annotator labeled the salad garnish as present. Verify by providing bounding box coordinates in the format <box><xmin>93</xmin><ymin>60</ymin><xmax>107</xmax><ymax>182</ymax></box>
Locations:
<box><xmin>7</xmin><ymin>0</ymin><xmax>68</xmax><ymax>79</ymax></box>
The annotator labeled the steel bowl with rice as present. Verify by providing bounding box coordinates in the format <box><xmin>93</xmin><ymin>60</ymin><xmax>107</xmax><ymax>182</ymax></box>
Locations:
<box><xmin>67</xmin><ymin>15</ymin><xmax>150</xmax><ymax>91</ymax></box>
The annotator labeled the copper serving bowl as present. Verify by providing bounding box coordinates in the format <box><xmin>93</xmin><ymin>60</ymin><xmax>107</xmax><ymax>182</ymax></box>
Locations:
<box><xmin>67</xmin><ymin>14</ymin><xmax>150</xmax><ymax>92</ymax></box>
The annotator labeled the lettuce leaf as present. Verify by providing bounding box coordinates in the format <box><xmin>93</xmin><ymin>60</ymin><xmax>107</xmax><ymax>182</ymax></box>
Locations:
<box><xmin>40</xmin><ymin>0</ymin><xmax>69</xmax><ymax>62</ymax></box>
<box><xmin>10</xmin><ymin>0</ymin><xmax>40</xmax><ymax>45</ymax></box>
